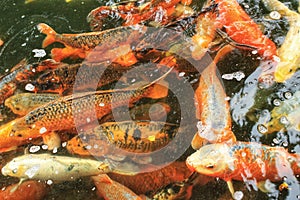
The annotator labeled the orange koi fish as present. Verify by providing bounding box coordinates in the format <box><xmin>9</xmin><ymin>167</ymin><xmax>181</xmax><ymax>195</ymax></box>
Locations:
<box><xmin>192</xmin><ymin>45</ymin><xmax>236</xmax><ymax>149</ymax></box>
<box><xmin>207</xmin><ymin>0</ymin><xmax>277</xmax><ymax>58</ymax></box>
<box><xmin>87</xmin><ymin>0</ymin><xmax>191</xmax><ymax>31</ymax></box>
<box><xmin>108</xmin><ymin>161</ymin><xmax>195</xmax><ymax>195</ymax></box>
<box><xmin>0</xmin><ymin>59</ymin><xmax>61</xmax><ymax>103</ymax></box>
<box><xmin>37</xmin><ymin>23</ymin><xmax>145</xmax><ymax>62</ymax></box>
<box><xmin>1</xmin><ymin>69</ymin><xmax>170</xmax><ymax>152</ymax></box>
<box><xmin>186</xmin><ymin>141</ymin><xmax>300</xmax><ymax>196</ymax></box>
<box><xmin>92</xmin><ymin>174</ymin><xmax>143</xmax><ymax>200</ymax></box>
<box><xmin>0</xmin><ymin>181</ymin><xmax>48</xmax><ymax>200</ymax></box>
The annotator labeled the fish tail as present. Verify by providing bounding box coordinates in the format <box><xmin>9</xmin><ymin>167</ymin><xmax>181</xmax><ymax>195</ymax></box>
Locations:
<box><xmin>37</xmin><ymin>23</ymin><xmax>57</xmax><ymax>48</ymax></box>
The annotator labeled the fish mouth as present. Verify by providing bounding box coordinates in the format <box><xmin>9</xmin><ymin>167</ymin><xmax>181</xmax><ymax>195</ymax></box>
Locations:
<box><xmin>1</xmin><ymin>165</ymin><xmax>11</xmax><ymax>176</ymax></box>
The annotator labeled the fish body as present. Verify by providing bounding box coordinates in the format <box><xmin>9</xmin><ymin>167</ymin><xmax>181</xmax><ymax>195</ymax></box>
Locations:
<box><xmin>1</xmin><ymin>153</ymin><xmax>111</xmax><ymax>182</ymax></box>
<box><xmin>86</xmin><ymin>121</ymin><xmax>179</xmax><ymax>153</ymax></box>
<box><xmin>37</xmin><ymin>23</ymin><xmax>145</xmax><ymax>62</ymax></box>
<box><xmin>0</xmin><ymin>180</ymin><xmax>48</xmax><ymax>200</ymax></box>
<box><xmin>5</xmin><ymin>93</ymin><xmax>60</xmax><ymax>116</ymax></box>
<box><xmin>186</xmin><ymin>142</ymin><xmax>300</xmax><ymax>183</ymax></box>
<box><xmin>152</xmin><ymin>172</ymin><xmax>200</xmax><ymax>200</ymax></box>
<box><xmin>210</xmin><ymin>0</ymin><xmax>277</xmax><ymax>58</ymax></box>
<box><xmin>3</xmin><ymin>69</ymin><xmax>170</xmax><ymax>151</ymax></box>
<box><xmin>262</xmin><ymin>0</ymin><xmax>300</xmax><ymax>82</ymax></box>
<box><xmin>108</xmin><ymin>161</ymin><xmax>193</xmax><ymax>195</ymax></box>
<box><xmin>192</xmin><ymin>45</ymin><xmax>236</xmax><ymax>149</ymax></box>
<box><xmin>0</xmin><ymin>59</ymin><xmax>62</xmax><ymax>103</ymax></box>
<box><xmin>92</xmin><ymin>174</ymin><xmax>142</xmax><ymax>200</ymax></box>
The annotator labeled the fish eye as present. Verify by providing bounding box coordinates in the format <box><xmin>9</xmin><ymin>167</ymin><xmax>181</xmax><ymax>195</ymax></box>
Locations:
<box><xmin>12</xmin><ymin>168</ymin><xmax>18</xmax><ymax>174</ymax></box>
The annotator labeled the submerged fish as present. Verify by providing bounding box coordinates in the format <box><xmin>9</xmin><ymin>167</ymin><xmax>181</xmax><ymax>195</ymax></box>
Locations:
<box><xmin>1</xmin><ymin>153</ymin><xmax>111</xmax><ymax>182</ymax></box>
<box><xmin>1</xmin><ymin>69</ymin><xmax>170</xmax><ymax>152</ymax></box>
<box><xmin>37</xmin><ymin>23</ymin><xmax>146</xmax><ymax>62</ymax></box>
<box><xmin>192</xmin><ymin>45</ymin><xmax>236</xmax><ymax>149</ymax></box>
<box><xmin>264</xmin><ymin>91</ymin><xmax>300</xmax><ymax>133</ymax></box>
<box><xmin>212</xmin><ymin>0</ymin><xmax>277</xmax><ymax>58</ymax></box>
<box><xmin>152</xmin><ymin>172</ymin><xmax>199</xmax><ymax>200</ymax></box>
<box><xmin>0</xmin><ymin>180</ymin><xmax>48</xmax><ymax>200</ymax></box>
<box><xmin>0</xmin><ymin>59</ymin><xmax>62</xmax><ymax>104</ymax></box>
<box><xmin>92</xmin><ymin>174</ymin><xmax>142</xmax><ymax>200</ymax></box>
<box><xmin>186</xmin><ymin>142</ymin><xmax>300</xmax><ymax>196</ymax></box>
<box><xmin>5</xmin><ymin>93</ymin><xmax>60</xmax><ymax>116</ymax></box>
<box><xmin>108</xmin><ymin>161</ymin><xmax>194</xmax><ymax>195</ymax></box>
<box><xmin>84</xmin><ymin>121</ymin><xmax>179</xmax><ymax>153</ymax></box>
<box><xmin>262</xmin><ymin>0</ymin><xmax>300</xmax><ymax>82</ymax></box>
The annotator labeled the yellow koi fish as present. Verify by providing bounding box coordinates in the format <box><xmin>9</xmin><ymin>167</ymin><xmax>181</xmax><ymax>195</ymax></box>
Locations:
<box><xmin>262</xmin><ymin>0</ymin><xmax>300</xmax><ymax>82</ymax></box>
<box><xmin>1</xmin><ymin>153</ymin><xmax>111</xmax><ymax>183</ymax></box>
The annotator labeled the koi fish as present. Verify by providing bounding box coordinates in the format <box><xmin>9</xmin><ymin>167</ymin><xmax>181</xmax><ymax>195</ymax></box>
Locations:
<box><xmin>92</xmin><ymin>174</ymin><xmax>142</xmax><ymax>200</ymax></box>
<box><xmin>207</xmin><ymin>0</ymin><xmax>277</xmax><ymax>58</ymax></box>
<box><xmin>5</xmin><ymin>93</ymin><xmax>60</xmax><ymax>116</ymax></box>
<box><xmin>263</xmin><ymin>90</ymin><xmax>300</xmax><ymax>134</ymax></box>
<box><xmin>37</xmin><ymin>23</ymin><xmax>146</xmax><ymax>62</ymax></box>
<box><xmin>192</xmin><ymin>45</ymin><xmax>236</xmax><ymax>149</ymax></box>
<box><xmin>0</xmin><ymin>180</ymin><xmax>48</xmax><ymax>200</ymax></box>
<box><xmin>0</xmin><ymin>59</ymin><xmax>62</xmax><ymax>104</ymax></box>
<box><xmin>33</xmin><ymin>61</ymin><xmax>160</xmax><ymax>95</ymax></box>
<box><xmin>87</xmin><ymin>0</ymin><xmax>190</xmax><ymax>31</ymax></box>
<box><xmin>186</xmin><ymin>142</ymin><xmax>300</xmax><ymax>196</ymax></box>
<box><xmin>108</xmin><ymin>161</ymin><xmax>195</xmax><ymax>195</ymax></box>
<box><xmin>91</xmin><ymin>120</ymin><xmax>179</xmax><ymax>153</ymax></box>
<box><xmin>262</xmin><ymin>0</ymin><xmax>300</xmax><ymax>82</ymax></box>
<box><xmin>1</xmin><ymin>153</ymin><xmax>111</xmax><ymax>183</ymax></box>
<box><xmin>1</xmin><ymin>69</ymin><xmax>170</xmax><ymax>152</ymax></box>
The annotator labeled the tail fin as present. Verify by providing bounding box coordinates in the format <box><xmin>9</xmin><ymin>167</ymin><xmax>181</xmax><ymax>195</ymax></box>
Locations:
<box><xmin>37</xmin><ymin>23</ymin><xmax>57</xmax><ymax>48</ymax></box>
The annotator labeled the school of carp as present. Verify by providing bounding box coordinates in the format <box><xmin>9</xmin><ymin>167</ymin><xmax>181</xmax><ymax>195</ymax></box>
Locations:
<box><xmin>0</xmin><ymin>0</ymin><xmax>299</xmax><ymax>199</ymax></box>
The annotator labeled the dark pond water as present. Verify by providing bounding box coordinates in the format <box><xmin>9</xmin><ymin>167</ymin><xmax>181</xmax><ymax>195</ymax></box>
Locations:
<box><xmin>0</xmin><ymin>0</ymin><xmax>299</xmax><ymax>199</ymax></box>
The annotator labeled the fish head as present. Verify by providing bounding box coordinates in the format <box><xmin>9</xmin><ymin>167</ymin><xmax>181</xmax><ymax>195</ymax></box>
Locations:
<box><xmin>186</xmin><ymin>143</ymin><xmax>235</xmax><ymax>178</ymax></box>
<box><xmin>1</xmin><ymin>157</ymin><xmax>30</xmax><ymax>179</ymax></box>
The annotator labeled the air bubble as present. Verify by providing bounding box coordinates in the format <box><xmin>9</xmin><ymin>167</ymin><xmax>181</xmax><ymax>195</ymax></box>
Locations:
<box><xmin>270</xmin><ymin>11</ymin><xmax>281</xmax><ymax>20</ymax></box>
<box><xmin>257</xmin><ymin>124</ymin><xmax>268</xmax><ymax>134</ymax></box>
<box><xmin>283</xmin><ymin>91</ymin><xmax>293</xmax><ymax>99</ymax></box>
<box><xmin>47</xmin><ymin>180</ymin><xmax>53</xmax><ymax>185</ymax></box>
<box><xmin>29</xmin><ymin>145</ymin><xmax>40</xmax><ymax>153</ymax></box>
<box><xmin>233</xmin><ymin>191</ymin><xmax>244</xmax><ymax>200</ymax></box>
<box><xmin>273</xmin><ymin>99</ymin><xmax>281</xmax><ymax>106</ymax></box>
<box><xmin>280</xmin><ymin>116</ymin><xmax>289</xmax><ymax>125</ymax></box>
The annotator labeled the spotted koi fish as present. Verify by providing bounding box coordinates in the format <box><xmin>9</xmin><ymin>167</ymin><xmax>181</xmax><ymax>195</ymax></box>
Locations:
<box><xmin>186</xmin><ymin>141</ymin><xmax>300</xmax><ymax>196</ymax></box>
<box><xmin>0</xmin><ymin>69</ymin><xmax>170</xmax><ymax>152</ymax></box>
<box><xmin>37</xmin><ymin>23</ymin><xmax>146</xmax><ymax>62</ymax></box>
<box><xmin>86</xmin><ymin>121</ymin><xmax>179</xmax><ymax>153</ymax></box>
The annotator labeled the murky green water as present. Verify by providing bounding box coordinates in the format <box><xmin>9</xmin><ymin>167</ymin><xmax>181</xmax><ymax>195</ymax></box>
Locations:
<box><xmin>0</xmin><ymin>0</ymin><xmax>299</xmax><ymax>199</ymax></box>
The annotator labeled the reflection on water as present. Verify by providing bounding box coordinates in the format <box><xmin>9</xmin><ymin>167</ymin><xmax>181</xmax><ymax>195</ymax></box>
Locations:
<box><xmin>0</xmin><ymin>0</ymin><xmax>299</xmax><ymax>199</ymax></box>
